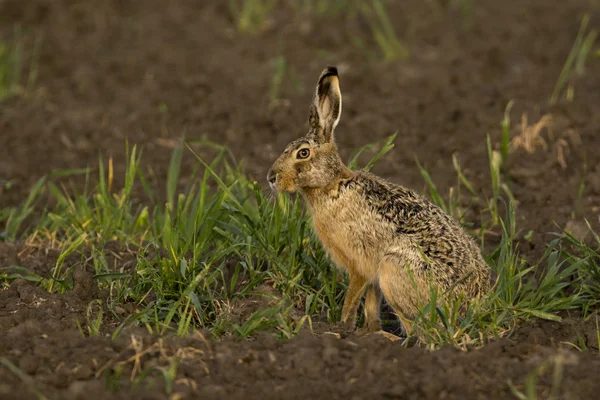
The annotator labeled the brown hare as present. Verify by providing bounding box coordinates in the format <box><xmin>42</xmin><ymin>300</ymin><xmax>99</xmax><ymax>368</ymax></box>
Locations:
<box><xmin>267</xmin><ymin>66</ymin><xmax>491</xmax><ymax>336</ymax></box>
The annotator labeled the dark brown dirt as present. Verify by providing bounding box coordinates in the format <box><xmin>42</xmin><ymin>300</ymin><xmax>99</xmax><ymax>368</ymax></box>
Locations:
<box><xmin>1</xmin><ymin>277</ymin><xmax>600</xmax><ymax>400</ymax></box>
<box><xmin>1</xmin><ymin>0</ymin><xmax>600</xmax><ymax>399</ymax></box>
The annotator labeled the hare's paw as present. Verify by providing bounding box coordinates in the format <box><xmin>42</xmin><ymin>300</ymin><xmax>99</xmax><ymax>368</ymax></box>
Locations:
<box><xmin>355</xmin><ymin>321</ymin><xmax>382</xmax><ymax>337</ymax></box>
<box><xmin>354</xmin><ymin>329</ymin><xmax>402</xmax><ymax>342</ymax></box>
<box><xmin>320</xmin><ymin>319</ymin><xmax>357</xmax><ymax>338</ymax></box>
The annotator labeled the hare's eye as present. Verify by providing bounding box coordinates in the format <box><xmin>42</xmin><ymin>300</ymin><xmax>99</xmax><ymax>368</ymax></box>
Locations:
<box><xmin>297</xmin><ymin>148</ymin><xmax>310</xmax><ymax>159</ymax></box>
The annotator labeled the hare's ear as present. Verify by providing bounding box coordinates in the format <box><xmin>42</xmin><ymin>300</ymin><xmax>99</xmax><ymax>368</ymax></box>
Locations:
<box><xmin>308</xmin><ymin>66</ymin><xmax>342</xmax><ymax>144</ymax></box>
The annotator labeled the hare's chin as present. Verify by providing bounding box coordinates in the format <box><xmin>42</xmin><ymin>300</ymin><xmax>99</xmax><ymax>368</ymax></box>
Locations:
<box><xmin>271</xmin><ymin>182</ymin><xmax>297</xmax><ymax>193</ymax></box>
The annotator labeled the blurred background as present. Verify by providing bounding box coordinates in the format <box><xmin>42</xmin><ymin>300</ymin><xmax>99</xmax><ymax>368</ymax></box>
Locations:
<box><xmin>0</xmin><ymin>0</ymin><xmax>599</xmax><ymax>252</ymax></box>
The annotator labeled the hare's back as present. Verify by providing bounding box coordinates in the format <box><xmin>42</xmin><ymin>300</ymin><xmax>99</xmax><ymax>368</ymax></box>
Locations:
<box><xmin>351</xmin><ymin>172</ymin><xmax>487</xmax><ymax>275</ymax></box>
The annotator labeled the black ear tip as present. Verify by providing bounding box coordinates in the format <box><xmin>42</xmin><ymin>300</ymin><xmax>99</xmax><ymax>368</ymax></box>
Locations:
<box><xmin>319</xmin><ymin>66</ymin><xmax>338</xmax><ymax>81</ymax></box>
<box><xmin>324</xmin><ymin>66</ymin><xmax>338</xmax><ymax>75</ymax></box>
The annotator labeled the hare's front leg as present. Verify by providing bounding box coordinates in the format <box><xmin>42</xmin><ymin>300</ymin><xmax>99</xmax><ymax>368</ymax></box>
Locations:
<box><xmin>339</xmin><ymin>271</ymin><xmax>367</xmax><ymax>330</ymax></box>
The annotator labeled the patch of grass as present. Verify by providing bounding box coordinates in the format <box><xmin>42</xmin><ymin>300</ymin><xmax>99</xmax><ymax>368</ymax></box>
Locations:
<box><xmin>414</xmin><ymin>152</ymin><xmax>480</xmax><ymax>225</ymax></box>
<box><xmin>559</xmin><ymin>222</ymin><xmax>600</xmax><ymax>313</ymax></box>
<box><xmin>415</xmin><ymin>157</ymin><xmax>448</xmax><ymax>213</ymax></box>
<box><xmin>452</xmin><ymin>0</ymin><xmax>475</xmax><ymax>28</ymax></box>
<box><xmin>277</xmin><ymin>1</ymin><xmax>409</xmax><ymax>63</ymax></box>
<box><xmin>348</xmin><ymin>131</ymin><xmax>398</xmax><ymax>171</ymax></box>
<box><xmin>1</xmin><ymin>176</ymin><xmax>46</xmax><ymax>240</ymax></box>
<box><xmin>0</xmin><ymin>357</ymin><xmax>48</xmax><ymax>400</ymax></box>
<box><xmin>2</xmin><ymin>132</ymin><xmax>597</xmax><ymax>348</ymax></box>
<box><xmin>487</xmin><ymin>134</ymin><xmax>503</xmax><ymax>225</ymax></box>
<box><xmin>360</xmin><ymin>0</ymin><xmax>410</xmax><ymax>62</ymax></box>
<box><xmin>228</xmin><ymin>0</ymin><xmax>279</xmax><ymax>34</ymax></box>
<box><xmin>3</xmin><ymin>138</ymin><xmax>361</xmax><ymax>338</ymax></box>
<box><xmin>406</xmin><ymin>132</ymin><xmax>597</xmax><ymax>348</ymax></box>
<box><xmin>0</xmin><ymin>25</ymin><xmax>41</xmax><ymax>101</ymax></box>
<box><xmin>292</xmin><ymin>0</ymin><xmax>361</xmax><ymax>16</ymax></box>
<box><xmin>76</xmin><ymin>299</ymin><xmax>105</xmax><ymax>337</ymax></box>
<box><xmin>411</xmin><ymin>199</ymin><xmax>598</xmax><ymax>349</ymax></box>
<box><xmin>550</xmin><ymin>14</ymin><xmax>597</xmax><ymax>105</ymax></box>
<box><xmin>415</xmin><ymin>136</ymin><xmax>510</xmax><ymax>230</ymax></box>
<box><xmin>507</xmin><ymin>352</ymin><xmax>569</xmax><ymax>400</ymax></box>
<box><xmin>500</xmin><ymin>100</ymin><xmax>514</xmax><ymax>164</ymax></box>
<box><xmin>269</xmin><ymin>41</ymin><xmax>303</xmax><ymax>108</ymax></box>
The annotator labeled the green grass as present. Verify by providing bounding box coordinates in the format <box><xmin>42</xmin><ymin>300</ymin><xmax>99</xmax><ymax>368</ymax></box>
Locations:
<box><xmin>1</xmin><ymin>139</ymin><xmax>344</xmax><ymax>338</ymax></box>
<box><xmin>292</xmin><ymin>0</ymin><xmax>361</xmax><ymax>16</ymax></box>
<box><xmin>360</xmin><ymin>0</ymin><xmax>410</xmax><ymax>62</ymax></box>
<box><xmin>453</xmin><ymin>0</ymin><xmax>475</xmax><ymax>28</ymax></box>
<box><xmin>410</xmin><ymin>200</ymin><xmax>599</xmax><ymax>349</ymax></box>
<box><xmin>227</xmin><ymin>0</ymin><xmax>279</xmax><ymax>34</ymax></box>
<box><xmin>226</xmin><ymin>1</ymin><xmax>409</xmax><ymax>63</ymax></box>
<box><xmin>500</xmin><ymin>100</ymin><xmax>514</xmax><ymax>164</ymax></box>
<box><xmin>398</xmin><ymin>128</ymin><xmax>597</xmax><ymax>348</ymax></box>
<box><xmin>409</xmin><ymin>119</ymin><xmax>598</xmax><ymax>347</ymax></box>
<box><xmin>0</xmin><ymin>25</ymin><xmax>41</xmax><ymax>101</ymax></box>
<box><xmin>0</xmin><ymin>357</ymin><xmax>48</xmax><ymax>400</ymax></box>
<box><xmin>507</xmin><ymin>352</ymin><xmax>569</xmax><ymax>400</ymax></box>
<box><xmin>268</xmin><ymin>40</ymin><xmax>304</xmax><ymax>108</ymax></box>
<box><xmin>1</xmin><ymin>133</ymin><xmax>598</xmax><ymax>347</ymax></box>
<box><xmin>550</xmin><ymin>14</ymin><xmax>597</xmax><ymax>105</ymax></box>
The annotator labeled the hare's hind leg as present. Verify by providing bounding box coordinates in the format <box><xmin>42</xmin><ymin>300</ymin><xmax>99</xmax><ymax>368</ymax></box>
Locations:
<box><xmin>355</xmin><ymin>284</ymin><xmax>382</xmax><ymax>335</ymax></box>
<box><xmin>377</xmin><ymin>253</ymin><xmax>428</xmax><ymax>336</ymax></box>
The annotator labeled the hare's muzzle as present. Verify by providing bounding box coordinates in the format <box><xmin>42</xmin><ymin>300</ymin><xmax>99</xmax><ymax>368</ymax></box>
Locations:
<box><xmin>267</xmin><ymin>168</ymin><xmax>277</xmax><ymax>190</ymax></box>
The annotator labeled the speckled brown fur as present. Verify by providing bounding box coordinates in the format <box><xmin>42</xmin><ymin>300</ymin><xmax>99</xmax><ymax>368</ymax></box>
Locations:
<box><xmin>267</xmin><ymin>66</ymin><xmax>491</xmax><ymax>335</ymax></box>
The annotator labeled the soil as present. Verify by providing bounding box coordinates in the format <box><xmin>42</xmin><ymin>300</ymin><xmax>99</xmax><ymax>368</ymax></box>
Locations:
<box><xmin>1</xmin><ymin>0</ymin><xmax>600</xmax><ymax>399</ymax></box>
<box><xmin>1</xmin><ymin>274</ymin><xmax>600</xmax><ymax>400</ymax></box>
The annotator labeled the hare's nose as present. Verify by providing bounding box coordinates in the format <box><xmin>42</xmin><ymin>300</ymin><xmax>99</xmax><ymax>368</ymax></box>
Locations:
<box><xmin>267</xmin><ymin>169</ymin><xmax>276</xmax><ymax>184</ymax></box>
